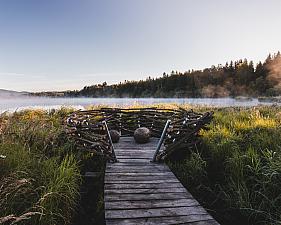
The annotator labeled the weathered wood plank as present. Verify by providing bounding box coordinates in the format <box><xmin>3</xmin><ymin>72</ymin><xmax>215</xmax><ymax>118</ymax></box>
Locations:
<box><xmin>115</xmin><ymin>149</ymin><xmax>155</xmax><ymax>153</ymax></box>
<box><xmin>106</xmin><ymin>217</ymin><xmax>218</xmax><ymax>225</ymax></box>
<box><xmin>105</xmin><ymin>182</ymin><xmax>184</xmax><ymax>189</ymax></box>
<box><xmin>117</xmin><ymin>159</ymin><xmax>153</xmax><ymax>163</ymax></box>
<box><xmin>105</xmin><ymin>172</ymin><xmax>174</xmax><ymax>176</ymax></box>
<box><xmin>115</xmin><ymin>151</ymin><xmax>154</xmax><ymax>156</ymax></box>
<box><xmin>109</xmin><ymin>162</ymin><xmax>153</xmax><ymax>166</ymax></box>
<box><xmin>105</xmin><ymin>187</ymin><xmax>187</xmax><ymax>194</ymax></box>
<box><xmin>105</xmin><ymin>206</ymin><xmax>208</xmax><ymax>219</ymax></box>
<box><xmin>116</xmin><ymin>156</ymin><xmax>152</xmax><ymax>159</ymax></box>
<box><xmin>114</xmin><ymin>142</ymin><xmax>158</xmax><ymax>146</ymax></box>
<box><xmin>105</xmin><ymin>192</ymin><xmax>192</xmax><ymax>201</ymax></box>
<box><xmin>106</xmin><ymin>163</ymin><xmax>169</xmax><ymax>169</ymax></box>
<box><xmin>105</xmin><ymin>198</ymin><xmax>199</xmax><ymax>210</ymax></box>
<box><xmin>106</xmin><ymin>168</ymin><xmax>170</xmax><ymax>173</ymax></box>
<box><xmin>115</xmin><ymin>153</ymin><xmax>153</xmax><ymax>157</ymax></box>
<box><xmin>107</xmin><ymin>162</ymin><xmax>160</xmax><ymax>166</ymax></box>
<box><xmin>104</xmin><ymin>137</ymin><xmax>219</xmax><ymax>225</ymax></box>
<box><xmin>105</xmin><ymin>179</ymin><xmax>180</xmax><ymax>184</ymax></box>
<box><xmin>105</xmin><ymin>175</ymin><xmax>176</xmax><ymax>181</ymax></box>
<box><xmin>114</xmin><ymin>145</ymin><xmax>156</xmax><ymax>148</ymax></box>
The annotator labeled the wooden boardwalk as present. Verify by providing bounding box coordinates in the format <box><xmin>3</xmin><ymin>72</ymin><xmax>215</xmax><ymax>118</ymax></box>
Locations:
<box><xmin>104</xmin><ymin>137</ymin><xmax>219</xmax><ymax>225</ymax></box>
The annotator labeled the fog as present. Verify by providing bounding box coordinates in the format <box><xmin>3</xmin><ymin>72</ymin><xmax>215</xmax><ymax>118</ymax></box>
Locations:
<box><xmin>0</xmin><ymin>97</ymin><xmax>280</xmax><ymax>113</ymax></box>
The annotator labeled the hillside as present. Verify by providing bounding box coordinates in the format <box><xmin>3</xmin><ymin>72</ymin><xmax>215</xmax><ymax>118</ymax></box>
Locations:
<box><xmin>0</xmin><ymin>89</ymin><xmax>28</xmax><ymax>97</ymax></box>
<box><xmin>62</xmin><ymin>52</ymin><xmax>281</xmax><ymax>98</ymax></box>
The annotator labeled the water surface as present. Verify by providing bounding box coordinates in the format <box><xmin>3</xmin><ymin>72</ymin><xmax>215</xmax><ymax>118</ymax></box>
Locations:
<box><xmin>0</xmin><ymin>97</ymin><xmax>277</xmax><ymax>113</ymax></box>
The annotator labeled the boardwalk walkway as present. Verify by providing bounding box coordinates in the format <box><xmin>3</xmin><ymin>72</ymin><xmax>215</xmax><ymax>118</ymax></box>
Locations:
<box><xmin>104</xmin><ymin>137</ymin><xmax>219</xmax><ymax>225</ymax></box>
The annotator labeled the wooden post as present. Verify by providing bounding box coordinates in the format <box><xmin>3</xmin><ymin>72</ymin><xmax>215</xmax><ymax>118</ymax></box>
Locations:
<box><xmin>152</xmin><ymin>120</ymin><xmax>171</xmax><ymax>162</ymax></box>
<box><xmin>103</xmin><ymin>121</ymin><xmax>118</xmax><ymax>162</ymax></box>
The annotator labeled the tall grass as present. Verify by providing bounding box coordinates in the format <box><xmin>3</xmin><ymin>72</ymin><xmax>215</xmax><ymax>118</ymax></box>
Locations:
<box><xmin>169</xmin><ymin>106</ymin><xmax>281</xmax><ymax>225</ymax></box>
<box><xmin>0</xmin><ymin>108</ymin><xmax>82</xmax><ymax>225</ymax></box>
<box><xmin>2</xmin><ymin>105</ymin><xmax>281</xmax><ymax>225</ymax></box>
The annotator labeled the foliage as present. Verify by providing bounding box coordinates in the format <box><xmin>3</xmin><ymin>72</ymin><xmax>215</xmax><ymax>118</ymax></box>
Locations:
<box><xmin>2</xmin><ymin>105</ymin><xmax>281</xmax><ymax>225</ymax></box>
<box><xmin>169</xmin><ymin>106</ymin><xmax>281</xmax><ymax>225</ymax></box>
<box><xmin>63</xmin><ymin>53</ymin><xmax>281</xmax><ymax>98</ymax></box>
<box><xmin>0</xmin><ymin>109</ymin><xmax>83</xmax><ymax>225</ymax></box>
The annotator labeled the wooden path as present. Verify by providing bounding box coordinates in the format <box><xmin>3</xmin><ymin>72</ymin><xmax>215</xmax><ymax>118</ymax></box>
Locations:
<box><xmin>104</xmin><ymin>137</ymin><xmax>219</xmax><ymax>225</ymax></box>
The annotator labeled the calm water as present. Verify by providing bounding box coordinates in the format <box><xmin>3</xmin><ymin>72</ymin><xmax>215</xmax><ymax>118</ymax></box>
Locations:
<box><xmin>0</xmin><ymin>97</ymin><xmax>277</xmax><ymax>113</ymax></box>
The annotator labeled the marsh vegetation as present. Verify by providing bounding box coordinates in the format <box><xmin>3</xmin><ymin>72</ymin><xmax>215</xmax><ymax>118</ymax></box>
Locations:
<box><xmin>1</xmin><ymin>105</ymin><xmax>281</xmax><ymax>225</ymax></box>
<box><xmin>169</xmin><ymin>106</ymin><xmax>281</xmax><ymax>225</ymax></box>
<box><xmin>0</xmin><ymin>108</ymin><xmax>105</xmax><ymax>225</ymax></box>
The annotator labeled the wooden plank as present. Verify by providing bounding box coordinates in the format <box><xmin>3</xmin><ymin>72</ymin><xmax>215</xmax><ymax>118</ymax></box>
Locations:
<box><xmin>105</xmin><ymin>192</ymin><xmax>192</xmax><ymax>201</ymax></box>
<box><xmin>105</xmin><ymin>198</ymin><xmax>199</xmax><ymax>210</ymax></box>
<box><xmin>105</xmin><ymin>187</ymin><xmax>187</xmax><ymax>194</ymax></box>
<box><xmin>105</xmin><ymin>179</ymin><xmax>179</xmax><ymax>184</ymax></box>
<box><xmin>106</xmin><ymin>163</ymin><xmax>169</xmax><ymax>169</ymax></box>
<box><xmin>114</xmin><ymin>153</ymin><xmax>154</xmax><ymax>157</ymax></box>
<box><xmin>115</xmin><ymin>153</ymin><xmax>153</xmax><ymax>157</ymax></box>
<box><xmin>106</xmin><ymin>168</ymin><xmax>170</xmax><ymax>173</ymax></box>
<box><xmin>114</xmin><ymin>146</ymin><xmax>157</xmax><ymax>149</ymax></box>
<box><xmin>118</xmin><ymin>159</ymin><xmax>153</xmax><ymax>163</ymax></box>
<box><xmin>115</xmin><ymin>144</ymin><xmax>159</xmax><ymax>147</ymax></box>
<box><xmin>114</xmin><ymin>145</ymin><xmax>160</xmax><ymax>149</ymax></box>
<box><xmin>112</xmin><ymin>150</ymin><xmax>155</xmax><ymax>155</ymax></box>
<box><xmin>105</xmin><ymin>176</ymin><xmax>176</xmax><ymax>181</ymax></box>
<box><xmin>106</xmin><ymin>217</ymin><xmax>217</xmax><ymax>225</ymax></box>
<box><xmin>115</xmin><ymin>141</ymin><xmax>156</xmax><ymax>144</ymax></box>
<box><xmin>105</xmin><ymin>182</ymin><xmax>184</xmax><ymax>189</ymax></box>
<box><xmin>115</xmin><ymin>137</ymin><xmax>154</xmax><ymax>142</ymax></box>
<box><xmin>114</xmin><ymin>148</ymin><xmax>155</xmax><ymax>151</ymax></box>
<box><xmin>105</xmin><ymin>173</ymin><xmax>175</xmax><ymax>177</ymax></box>
<box><xmin>114</xmin><ymin>145</ymin><xmax>160</xmax><ymax>148</ymax></box>
<box><xmin>185</xmin><ymin>220</ymin><xmax>220</xmax><ymax>225</ymax></box>
<box><xmin>107</xmin><ymin>162</ymin><xmax>162</xmax><ymax>166</ymax></box>
<box><xmin>118</xmin><ymin>137</ymin><xmax>159</xmax><ymax>141</ymax></box>
<box><xmin>115</xmin><ymin>149</ymin><xmax>156</xmax><ymax>152</ymax></box>
<box><xmin>105</xmin><ymin>172</ymin><xmax>174</xmax><ymax>176</ymax></box>
<box><xmin>105</xmin><ymin>206</ymin><xmax>208</xmax><ymax>219</ymax></box>
<box><xmin>116</xmin><ymin>142</ymin><xmax>159</xmax><ymax>145</ymax></box>
<box><xmin>107</xmin><ymin>163</ymin><xmax>151</xmax><ymax>166</ymax></box>
<box><xmin>115</xmin><ymin>151</ymin><xmax>154</xmax><ymax>155</ymax></box>
<box><xmin>104</xmin><ymin>137</ymin><xmax>219</xmax><ymax>225</ymax></box>
<box><xmin>116</xmin><ymin>156</ymin><xmax>152</xmax><ymax>159</ymax></box>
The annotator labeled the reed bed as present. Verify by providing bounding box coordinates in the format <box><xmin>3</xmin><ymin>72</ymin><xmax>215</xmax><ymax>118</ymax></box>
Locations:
<box><xmin>169</xmin><ymin>105</ymin><xmax>281</xmax><ymax>225</ymax></box>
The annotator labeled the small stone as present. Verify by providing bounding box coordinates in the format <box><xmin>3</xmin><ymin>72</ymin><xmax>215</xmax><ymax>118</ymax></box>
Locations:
<box><xmin>109</xmin><ymin>130</ymin><xmax>120</xmax><ymax>143</ymax></box>
<box><xmin>134</xmin><ymin>127</ymin><xmax>151</xmax><ymax>143</ymax></box>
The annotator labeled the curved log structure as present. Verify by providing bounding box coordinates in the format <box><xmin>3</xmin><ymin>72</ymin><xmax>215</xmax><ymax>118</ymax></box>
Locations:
<box><xmin>66</xmin><ymin>107</ymin><xmax>213</xmax><ymax>162</ymax></box>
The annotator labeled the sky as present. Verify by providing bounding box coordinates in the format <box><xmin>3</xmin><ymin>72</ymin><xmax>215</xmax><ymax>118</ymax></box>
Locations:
<box><xmin>0</xmin><ymin>0</ymin><xmax>281</xmax><ymax>92</ymax></box>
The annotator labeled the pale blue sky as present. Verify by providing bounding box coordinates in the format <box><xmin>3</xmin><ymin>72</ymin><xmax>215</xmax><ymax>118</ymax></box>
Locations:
<box><xmin>0</xmin><ymin>0</ymin><xmax>281</xmax><ymax>91</ymax></box>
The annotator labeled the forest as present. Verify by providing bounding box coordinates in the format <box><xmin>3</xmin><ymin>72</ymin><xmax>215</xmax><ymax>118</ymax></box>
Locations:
<box><xmin>62</xmin><ymin>52</ymin><xmax>281</xmax><ymax>98</ymax></box>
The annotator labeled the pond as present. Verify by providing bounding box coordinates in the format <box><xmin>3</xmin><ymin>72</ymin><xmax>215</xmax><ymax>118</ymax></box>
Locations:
<box><xmin>0</xmin><ymin>97</ymin><xmax>277</xmax><ymax>113</ymax></box>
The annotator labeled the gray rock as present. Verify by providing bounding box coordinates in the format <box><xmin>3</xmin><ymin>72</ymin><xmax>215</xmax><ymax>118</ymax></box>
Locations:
<box><xmin>109</xmin><ymin>130</ymin><xmax>120</xmax><ymax>143</ymax></box>
<box><xmin>134</xmin><ymin>127</ymin><xmax>151</xmax><ymax>143</ymax></box>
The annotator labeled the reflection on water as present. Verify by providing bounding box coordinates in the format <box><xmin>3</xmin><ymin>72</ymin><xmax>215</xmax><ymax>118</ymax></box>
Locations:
<box><xmin>0</xmin><ymin>97</ymin><xmax>278</xmax><ymax>113</ymax></box>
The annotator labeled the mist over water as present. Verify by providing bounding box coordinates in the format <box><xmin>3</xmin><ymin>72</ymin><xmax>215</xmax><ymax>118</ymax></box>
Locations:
<box><xmin>0</xmin><ymin>96</ymin><xmax>279</xmax><ymax>113</ymax></box>
<box><xmin>267</xmin><ymin>55</ymin><xmax>281</xmax><ymax>89</ymax></box>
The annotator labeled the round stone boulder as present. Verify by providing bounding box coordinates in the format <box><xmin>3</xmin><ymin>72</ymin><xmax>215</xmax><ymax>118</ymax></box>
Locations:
<box><xmin>109</xmin><ymin>130</ymin><xmax>120</xmax><ymax>143</ymax></box>
<box><xmin>134</xmin><ymin>127</ymin><xmax>151</xmax><ymax>143</ymax></box>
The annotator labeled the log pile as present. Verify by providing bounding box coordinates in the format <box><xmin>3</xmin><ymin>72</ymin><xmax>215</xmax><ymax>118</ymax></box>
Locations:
<box><xmin>66</xmin><ymin>107</ymin><xmax>213</xmax><ymax>162</ymax></box>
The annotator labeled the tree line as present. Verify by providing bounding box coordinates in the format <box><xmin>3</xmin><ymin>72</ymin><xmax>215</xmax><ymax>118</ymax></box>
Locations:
<box><xmin>64</xmin><ymin>52</ymin><xmax>281</xmax><ymax>98</ymax></box>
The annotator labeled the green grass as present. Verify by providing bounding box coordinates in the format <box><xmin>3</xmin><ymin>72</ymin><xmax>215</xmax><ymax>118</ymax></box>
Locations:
<box><xmin>0</xmin><ymin>108</ymin><xmax>84</xmax><ymax>225</ymax></box>
<box><xmin>1</xmin><ymin>105</ymin><xmax>281</xmax><ymax>225</ymax></box>
<box><xmin>168</xmin><ymin>106</ymin><xmax>281</xmax><ymax>225</ymax></box>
